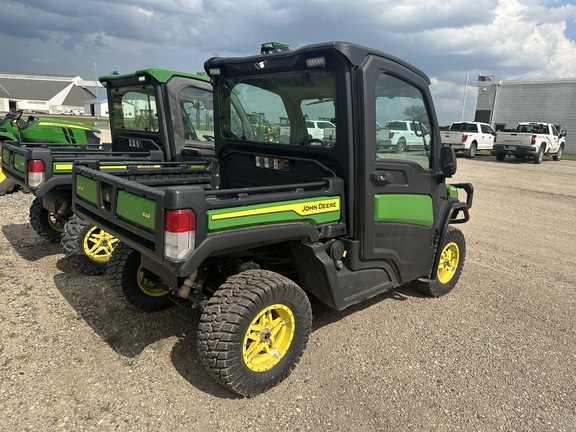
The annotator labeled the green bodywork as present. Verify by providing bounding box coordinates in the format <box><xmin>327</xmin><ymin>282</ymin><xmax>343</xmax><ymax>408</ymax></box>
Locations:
<box><xmin>207</xmin><ymin>196</ymin><xmax>341</xmax><ymax>231</ymax></box>
<box><xmin>100</xmin><ymin>68</ymin><xmax>210</xmax><ymax>84</ymax></box>
<box><xmin>1</xmin><ymin>111</ymin><xmax>101</xmax><ymax>193</ymax></box>
<box><xmin>374</xmin><ymin>194</ymin><xmax>434</xmax><ymax>227</ymax></box>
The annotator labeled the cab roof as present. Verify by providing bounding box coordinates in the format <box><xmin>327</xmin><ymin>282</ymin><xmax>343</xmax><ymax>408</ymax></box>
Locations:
<box><xmin>205</xmin><ymin>41</ymin><xmax>430</xmax><ymax>85</ymax></box>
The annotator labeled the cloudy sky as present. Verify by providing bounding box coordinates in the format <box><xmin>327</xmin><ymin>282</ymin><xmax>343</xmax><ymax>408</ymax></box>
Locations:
<box><xmin>1</xmin><ymin>0</ymin><xmax>576</xmax><ymax>124</ymax></box>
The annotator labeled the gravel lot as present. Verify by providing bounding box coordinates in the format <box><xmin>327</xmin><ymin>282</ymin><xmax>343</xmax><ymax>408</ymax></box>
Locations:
<box><xmin>1</xmin><ymin>155</ymin><xmax>575</xmax><ymax>431</ymax></box>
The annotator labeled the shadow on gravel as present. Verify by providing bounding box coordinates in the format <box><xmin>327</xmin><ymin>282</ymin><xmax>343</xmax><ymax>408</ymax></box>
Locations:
<box><xmin>52</xmin><ymin>257</ymin><xmax>230</xmax><ymax>397</ymax></box>
<box><xmin>51</xmin><ymin>259</ymin><xmax>430</xmax><ymax>399</ymax></box>
<box><xmin>309</xmin><ymin>283</ymin><xmax>427</xmax><ymax>331</ymax></box>
<box><xmin>2</xmin><ymin>223</ymin><xmax>62</xmax><ymax>261</ymax></box>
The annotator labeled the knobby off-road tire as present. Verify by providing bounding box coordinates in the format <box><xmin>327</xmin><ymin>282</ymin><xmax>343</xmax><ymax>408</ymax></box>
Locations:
<box><xmin>1</xmin><ymin>150</ymin><xmax>18</xmax><ymax>195</ymax></box>
<box><xmin>0</xmin><ymin>165</ymin><xmax>17</xmax><ymax>195</ymax></box>
<box><xmin>414</xmin><ymin>227</ymin><xmax>466</xmax><ymax>297</ymax></box>
<box><xmin>0</xmin><ymin>178</ymin><xmax>17</xmax><ymax>195</ymax></box>
<box><xmin>61</xmin><ymin>215</ymin><xmax>118</xmax><ymax>275</ymax></box>
<box><xmin>197</xmin><ymin>269</ymin><xmax>312</xmax><ymax>397</ymax></box>
<box><xmin>29</xmin><ymin>197</ymin><xmax>64</xmax><ymax>242</ymax></box>
<box><xmin>107</xmin><ymin>242</ymin><xmax>173</xmax><ymax>312</ymax></box>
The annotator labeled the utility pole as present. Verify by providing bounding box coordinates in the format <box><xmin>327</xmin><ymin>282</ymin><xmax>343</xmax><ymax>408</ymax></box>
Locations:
<box><xmin>460</xmin><ymin>73</ymin><xmax>469</xmax><ymax>121</ymax></box>
<box><xmin>89</xmin><ymin>60</ymin><xmax>99</xmax><ymax>118</ymax></box>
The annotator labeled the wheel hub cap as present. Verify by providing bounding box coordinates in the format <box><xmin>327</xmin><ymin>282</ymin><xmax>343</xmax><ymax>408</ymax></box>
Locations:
<box><xmin>243</xmin><ymin>304</ymin><xmax>295</xmax><ymax>372</ymax></box>
<box><xmin>437</xmin><ymin>241</ymin><xmax>459</xmax><ymax>284</ymax></box>
<box><xmin>83</xmin><ymin>227</ymin><xmax>119</xmax><ymax>263</ymax></box>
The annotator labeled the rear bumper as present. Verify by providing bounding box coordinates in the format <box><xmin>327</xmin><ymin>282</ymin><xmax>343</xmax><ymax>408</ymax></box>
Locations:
<box><xmin>493</xmin><ymin>144</ymin><xmax>537</xmax><ymax>155</ymax></box>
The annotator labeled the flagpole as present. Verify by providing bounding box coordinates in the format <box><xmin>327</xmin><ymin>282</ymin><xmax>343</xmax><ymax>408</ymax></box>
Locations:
<box><xmin>460</xmin><ymin>73</ymin><xmax>469</xmax><ymax>121</ymax></box>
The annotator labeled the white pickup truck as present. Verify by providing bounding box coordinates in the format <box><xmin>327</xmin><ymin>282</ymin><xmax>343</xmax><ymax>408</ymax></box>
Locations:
<box><xmin>377</xmin><ymin>120</ymin><xmax>428</xmax><ymax>152</ymax></box>
<box><xmin>493</xmin><ymin>122</ymin><xmax>566</xmax><ymax>164</ymax></box>
<box><xmin>442</xmin><ymin>121</ymin><xmax>496</xmax><ymax>158</ymax></box>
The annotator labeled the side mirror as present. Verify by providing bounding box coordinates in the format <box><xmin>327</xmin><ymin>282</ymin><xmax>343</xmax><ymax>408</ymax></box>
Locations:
<box><xmin>440</xmin><ymin>145</ymin><xmax>457</xmax><ymax>177</ymax></box>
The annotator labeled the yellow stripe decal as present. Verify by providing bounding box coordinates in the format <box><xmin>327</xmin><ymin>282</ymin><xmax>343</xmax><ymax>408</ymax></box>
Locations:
<box><xmin>38</xmin><ymin>122</ymin><xmax>90</xmax><ymax>129</ymax></box>
<box><xmin>211</xmin><ymin>198</ymin><xmax>340</xmax><ymax>221</ymax></box>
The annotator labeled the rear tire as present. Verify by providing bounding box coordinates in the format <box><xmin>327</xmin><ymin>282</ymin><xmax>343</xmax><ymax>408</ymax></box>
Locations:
<box><xmin>107</xmin><ymin>242</ymin><xmax>173</xmax><ymax>312</ymax></box>
<box><xmin>495</xmin><ymin>152</ymin><xmax>505</xmax><ymax>161</ymax></box>
<box><xmin>395</xmin><ymin>138</ymin><xmax>406</xmax><ymax>153</ymax></box>
<box><xmin>533</xmin><ymin>145</ymin><xmax>544</xmax><ymax>164</ymax></box>
<box><xmin>29</xmin><ymin>197</ymin><xmax>64</xmax><ymax>242</ymax></box>
<box><xmin>197</xmin><ymin>269</ymin><xmax>312</xmax><ymax>397</ymax></box>
<box><xmin>466</xmin><ymin>143</ymin><xmax>477</xmax><ymax>158</ymax></box>
<box><xmin>413</xmin><ymin>227</ymin><xmax>466</xmax><ymax>297</ymax></box>
<box><xmin>61</xmin><ymin>215</ymin><xmax>118</xmax><ymax>275</ymax></box>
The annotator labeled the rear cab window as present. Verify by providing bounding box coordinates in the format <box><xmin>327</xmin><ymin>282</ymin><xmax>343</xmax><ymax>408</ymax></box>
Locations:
<box><xmin>218</xmin><ymin>69</ymin><xmax>337</xmax><ymax>147</ymax></box>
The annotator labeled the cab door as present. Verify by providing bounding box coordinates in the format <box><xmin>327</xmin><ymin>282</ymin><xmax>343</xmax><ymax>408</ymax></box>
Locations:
<box><xmin>360</xmin><ymin>58</ymin><xmax>447</xmax><ymax>283</ymax></box>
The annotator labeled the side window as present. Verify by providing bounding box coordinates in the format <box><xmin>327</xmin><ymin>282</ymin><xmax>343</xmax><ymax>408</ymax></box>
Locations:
<box><xmin>550</xmin><ymin>125</ymin><xmax>559</xmax><ymax>136</ymax></box>
<box><xmin>375</xmin><ymin>74</ymin><xmax>432</xmax><ymax>168</ymax></box>
<box><xmin>179</xmin><ymin>86</ymin><xmax>214</xmax><ymax>141</ymax></box>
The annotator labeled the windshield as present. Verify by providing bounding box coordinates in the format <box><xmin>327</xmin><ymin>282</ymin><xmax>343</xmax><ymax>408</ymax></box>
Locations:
<box><xmin>110</xmin><ymin>84</ymin><xmax>159</xmax><ymax>132</ymax></box>
<box><xmin>218</xmin><ymin>69</ymin><xmax>337</xmax><ymax>147</ymax></box>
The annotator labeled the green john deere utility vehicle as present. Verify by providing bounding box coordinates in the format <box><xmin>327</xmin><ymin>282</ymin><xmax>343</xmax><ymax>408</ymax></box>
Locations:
<box><xmin>72</xmin><ymin>41</ymin><xmax>473</xmax><ymax>396</ymax></box>
<box><xmin>0</xmin><ymin>109</ymin><xmax>100</xmax><ymax>195</ymax></box>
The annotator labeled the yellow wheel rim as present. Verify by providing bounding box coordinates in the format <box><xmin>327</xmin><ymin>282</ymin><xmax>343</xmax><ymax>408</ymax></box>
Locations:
<box><xmin>243</xmin><ymin>304</ymin><xmax>295</xmax><ymax>372</ymax></box>
<box><xmin>0</xmin><ymin>162</ymin><xmax>6</xmax><ymax>183</ymax></box>
<box><xmin>137</xmin><ymin>265</ymin><xmax>169</xmax><ymax>297</ymax></box>
<box><xmin>48</xmin><ymin>213</ymin><xmax>64</xmax><ymax>233</ymax></box>
<box><xmin>82</xmin><ymin>226</ymin><xmax>119</xmax><ymax>263</ymax></box>
<box><xmin>437</xmin><ymin>241</ymin><xmax>459</xmax><ymax>284</ymax></box>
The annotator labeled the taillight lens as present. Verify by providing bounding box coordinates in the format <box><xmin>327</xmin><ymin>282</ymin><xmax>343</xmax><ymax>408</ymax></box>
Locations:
<box><xmin>531</xmin><ymin>135</ymin><xmax>537</xmax><ymax>145</ymax></box>
<box><xmin>389</xmin><ymin>131</ymin><xmax>395</xmax><ymax>139</ymax></box>
<box><xmin>164</xmin><ymin>209</ymin><xmax>196</xmax><ymax>259</ymax></box>
<box><xmin>462</xmin><ymin>134</ymin><xmax>468</xmax><ymax>143</ymax></box>
<box><xmin>27</xmin><ymin>159</ymin><xmax>45</xmax><ymax>188</ymax></box>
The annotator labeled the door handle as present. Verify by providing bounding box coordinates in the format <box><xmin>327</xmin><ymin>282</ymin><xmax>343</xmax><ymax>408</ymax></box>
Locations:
<box><xmin>371</xmin><ymin>171</ymin><xmax>393</xmax><ymax>186</ymax></box>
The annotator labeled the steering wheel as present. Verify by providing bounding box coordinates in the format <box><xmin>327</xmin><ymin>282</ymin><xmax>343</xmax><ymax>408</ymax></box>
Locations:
<box><xmin>7</xmin><ymin>109</ymin><xmax>23</xmax><ymax>121</ymax></box>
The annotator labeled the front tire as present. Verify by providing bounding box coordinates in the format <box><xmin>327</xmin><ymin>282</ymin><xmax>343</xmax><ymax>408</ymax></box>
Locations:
<box><xmin>107</xmin><ymin>242</ymin><xmax>173</xmax><ymax>312</ymax></box>
<box><xmin>197</xmin><ymin>269</ymin><xmax>312</xmax><ymax>397</ymax></box>
<box><xmin>61</xmin><ymin>215</ymin><xmax>118</xmax><ymax>275</ymax></box>
<box><xmin>29</xmin><ymin>197</ymin><xmax>65</xmax><ymax>242</ymax></box>
<box><xmin>553</xmin><ymin>145</ymin><xmax>563</xmax><ymax>161</ymax></box>
<box><xmin>413</xmin><ymin>227</ymin><xmax>466</xmax><ymax>297</ymax></box>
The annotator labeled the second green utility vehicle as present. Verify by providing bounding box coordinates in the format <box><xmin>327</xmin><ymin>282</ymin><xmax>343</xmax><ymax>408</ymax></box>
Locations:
<box><xmin>2</xmin><ymin>69</ymin><xmax>213</xmax><ymax>274</ymax></box>
<box><xmin>72</xmin><ymin>42</ymin><xmax>473</xmax><ymax>395</ymax></box>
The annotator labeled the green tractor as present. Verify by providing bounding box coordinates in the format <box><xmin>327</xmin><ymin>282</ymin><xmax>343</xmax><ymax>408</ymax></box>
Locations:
<box><xmin>0</xmin><ymin>109</ymin><xmax>100</xmax><ymax>195</ymax></box>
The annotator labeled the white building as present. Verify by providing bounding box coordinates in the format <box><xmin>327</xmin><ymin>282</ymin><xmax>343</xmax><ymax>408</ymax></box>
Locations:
<box><xmin>475</xmin><ymin>78</ymin><xmax>576</xmax><ymax>154</ymax></box>
<box><xmin>0</xmin><ymin>72</ymin><xmax>98</xmax><ymax>115</ymax></box>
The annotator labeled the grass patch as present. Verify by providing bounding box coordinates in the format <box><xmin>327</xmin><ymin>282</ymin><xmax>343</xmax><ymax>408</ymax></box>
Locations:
<box><xmin>17</xmin><ymin>285</ymin><xmax>33</xmax><ymax>297</ymax></box>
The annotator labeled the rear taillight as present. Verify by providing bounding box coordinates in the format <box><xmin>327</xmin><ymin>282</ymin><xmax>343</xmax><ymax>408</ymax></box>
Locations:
<box><xmin>531</xmin><ymin>135</ymin><xmax>537</xmax><ymax>145</ymax></box>
<box><xmin>164</xmin><ymin>209</ymin><xmax>196</xmax><ymax>259</ymax></box>
<box><xmin>389</xmin><ymin>131</ymin><xmax>395</xmax><ymax>139</ymax></box>
<box><xmin>461</xmin><ymin>134</ymin><xmax>468</xmax><ymax>143</ymax></box>
<box><xmin>27</xmin><ymin>160</ymin><xmax>45</xmax><ymax>188</ymax></box>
